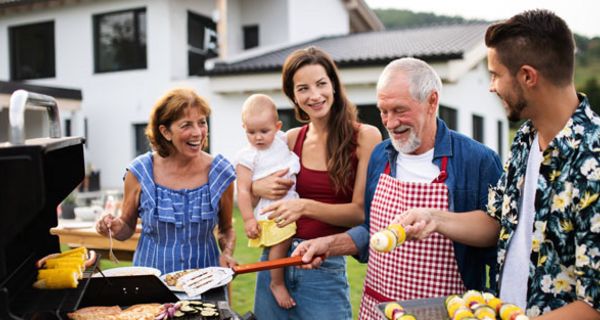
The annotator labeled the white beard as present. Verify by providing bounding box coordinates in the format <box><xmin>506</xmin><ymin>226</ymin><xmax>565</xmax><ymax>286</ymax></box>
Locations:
<box><xmin>389</xmin><ymin>126</ymin><xmax>421</xmax><ymax>154</ymax></box>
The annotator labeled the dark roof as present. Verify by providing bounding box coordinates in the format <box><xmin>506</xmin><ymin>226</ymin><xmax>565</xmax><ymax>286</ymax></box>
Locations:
<box><xmin>208</xmin><ymin>23</ymin><xmax>490</xmax><ymax>76</ymax></box>
<box><xmin>0</xmin><ymin>81</ymin><xmax>82</xmax><ymax>100</ymax></box>
<box><xmin>0</xmin><ymin>0</ymin><xmax>48</xmax><ymax>8</ymax></box>
<box><xmin>0</xmin><ymin>0</ymin><xmax>82</xmax><ymax>15</ymax></box>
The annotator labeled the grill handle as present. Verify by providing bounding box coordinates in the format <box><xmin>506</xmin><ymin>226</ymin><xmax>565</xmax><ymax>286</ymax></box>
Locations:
<box><xmin>232</xmin><ymin>254</ymin><xmax>325</xmax><ymax>275</ymax></box>
<box><xmin>232</xmin><ymin>255</ymin><xmax>305</xmax><ymax>275</ymax></box>
<box><xmin>9</xmin><ymin>89</ymin><xmax>61</xmax><ymax>145</ymax></box>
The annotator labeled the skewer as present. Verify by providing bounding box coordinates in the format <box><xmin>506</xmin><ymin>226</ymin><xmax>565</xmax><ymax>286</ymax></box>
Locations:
<box><xmin>108</xmin><ymin>229</ymin><xmax>120</xmax><ymax>264</ymax></box>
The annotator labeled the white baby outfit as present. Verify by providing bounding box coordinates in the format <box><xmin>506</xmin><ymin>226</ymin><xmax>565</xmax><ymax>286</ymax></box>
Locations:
<box><xmin>236</xmin><ymin>131</ymin><xmax>300</xmax><ymax>247</ymax></box>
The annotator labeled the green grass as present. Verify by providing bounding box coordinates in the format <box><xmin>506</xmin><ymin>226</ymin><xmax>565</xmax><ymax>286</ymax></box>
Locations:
<box><xmin>59</xmin><ymin>244</ymin><xmax>133</xmax><ymax>270</ymax></box>
<box><xmin>229</xmin><ymin>208</ymin><xmax>261</xmax><ymax>315</ymax></box>
<box><xmin>62</xmin><ymin>207</ymin><xmax>367</xmax><ymax>318</ymax></box>
<box><xmin>509</xmin><ymin>128</ymin><xmax>517</xmax><ymax>146</ymax></box>
<box><xmin>347</xmin><ymin>254</ymin><xmax>368</xmax><ymax>318</ymax></box>
<box><xmin>99</xmin><ymin>258</ymin><xmax>132</xmax><ymax>270</ymax></box>
<box><xmin>229</xmin><ymin>207</ymin><xmax>367</xmax><ymax>318</ymax></box>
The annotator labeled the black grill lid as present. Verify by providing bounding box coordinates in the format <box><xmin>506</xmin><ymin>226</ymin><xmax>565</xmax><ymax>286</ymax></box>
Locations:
<box><xmin>0</xmin><ymin>90</ymin><xmax>86</xmax><ymax>319</ymax></box>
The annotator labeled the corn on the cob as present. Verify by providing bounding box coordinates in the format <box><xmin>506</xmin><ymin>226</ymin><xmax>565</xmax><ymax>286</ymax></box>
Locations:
<box><xmin>33</xmin><ymin>269</ymin><xmax>78</xmax><ymax>289</ymax></box>
<box><xmin>54</xmin><ymin>246</ymin><xmax>87</xmax><ymax>260</ymax></box>
<box><xmin>42</xmin><ymin>262</ymin><xmax>83</xmax><ymax>279</ymax></box>
<box><xmin>33</xmin><ymin>246</ymin><xmax>92</xmax><ymax>289</ymax></box>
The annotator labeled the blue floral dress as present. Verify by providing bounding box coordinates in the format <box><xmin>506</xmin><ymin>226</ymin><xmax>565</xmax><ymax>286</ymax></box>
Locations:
<box><xmin>128</xmin><ymin>152</ymin><xmax>235</xmax><ymax>274</ymax></box>
<box><xmin>487</xmin><ymin>94</ymin><xmax>600</xmax><ymax>316</ymax></box>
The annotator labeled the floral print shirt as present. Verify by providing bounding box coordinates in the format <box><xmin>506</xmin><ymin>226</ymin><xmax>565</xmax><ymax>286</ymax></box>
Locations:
<box><xmin>487</xmin><ymin>94</ymin><xmax>600</xmax><ymax>317</ymax></box>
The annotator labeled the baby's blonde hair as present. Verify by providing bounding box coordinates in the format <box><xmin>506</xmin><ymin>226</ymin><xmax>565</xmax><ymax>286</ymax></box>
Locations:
<box><xmin>241</xmin><ymin>94</ymin><xmax>279</xmax><ymax>124</ymax></box>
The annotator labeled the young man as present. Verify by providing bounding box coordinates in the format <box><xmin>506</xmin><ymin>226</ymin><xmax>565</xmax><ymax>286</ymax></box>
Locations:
<box><xmin>292</xmin><ymin>57</ymin><xmax>502</xmax><ymax>320</ymax></box>
<box><xmin>393</xmin><ymin>10</ymin><xmax>600</xmax><ymax>319</ymax></box>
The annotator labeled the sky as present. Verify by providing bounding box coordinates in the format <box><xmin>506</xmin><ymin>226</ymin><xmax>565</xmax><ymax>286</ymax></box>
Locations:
<box><xmin>365</xmin><ymin>0</ymin><xmax>600</xmax><ymax>38</ymax></box>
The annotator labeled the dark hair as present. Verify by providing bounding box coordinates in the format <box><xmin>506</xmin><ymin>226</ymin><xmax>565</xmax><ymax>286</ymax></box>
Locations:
<box><xmin>146</xmin><ymin>88</ymin><xmax>211</xmax><ymax>157</ymax></box>
<box><xmin>485</xmin><ymin>9</ymin><xmax>575</xmax><ymax>86</ymax></box>
<box><xmin>282</xmin><ymin>46</ymin><xmax>358</xmax><ymax>194</ymax></box>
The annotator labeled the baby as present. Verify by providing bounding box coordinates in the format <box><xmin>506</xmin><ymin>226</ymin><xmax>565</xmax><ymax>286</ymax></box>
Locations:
<box><xmin>235</xmin><ymin>94</ymin><xmax>299</xmax><ymax>309</ymax></box>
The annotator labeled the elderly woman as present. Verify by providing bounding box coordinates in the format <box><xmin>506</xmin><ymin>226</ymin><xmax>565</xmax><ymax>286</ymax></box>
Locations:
<box><xmin>96</xmin><ymin>88</ymin><xmax>236</xmax><ymax>274</ymax></box>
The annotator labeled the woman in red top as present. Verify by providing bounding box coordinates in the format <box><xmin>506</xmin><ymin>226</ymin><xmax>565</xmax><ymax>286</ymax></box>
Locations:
<box><xmin>252</xmin><ymin>46</ymin><xmax>381</xmax><ymax>319</ymax></box>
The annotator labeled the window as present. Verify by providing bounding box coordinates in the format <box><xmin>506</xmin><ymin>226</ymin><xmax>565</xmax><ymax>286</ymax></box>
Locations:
<box><xmin>188</xmin><ymin>11</ymin><xmax>218</xmax><ymax>76</ymax></box>
<box><xmin>243</xmin><ymin>25</ymin><xmax>259</xmax><ymax>49</ymax></box>
<box><xmin>278</xmin><ymin>104</ymin><xmax>394</xmax><ymax>140</ymax></box>
<box><xmin>65</xmin><ymin>119</ymin><xmax>72</xmax><ymax>137</ymax></box>
<box><xmin>279</xmin><ymin>104</ymin><xmax>389</xmax><ymax>138</ymax></box>
<box><xmin>0</xmin><ymin>108</ymin><xmax>7</xmax><ymax>142</ymax></box>
<box><xmin>472</xmin><ymin>114</ymin><xmax>484</xmax><ymax>143</ymax></box>
<box><xmin>9</xmin><ymin>21</ymin><xmax>55</xmax><ymax>80</ymax></box>
<box><xmin>439</xmin><ymin>105</ymin><xmax>457</xmax><ymax>130</ymax></box>
<box><xmin>93</xmin><ymin>8</ymin><xmax>147</xmax><ymax>73</ymax></box>
<box><xmin>497</xmin><ymin>120</ymin><xmax>504</xmax><ymax>159</ymax></box>
<box><xmin>278</xmin><ymin>109</ymin><xmax>303</xmax><ymax>132</ymax></box>
<box><xmin>84</xmin><ymin>118</ymin><xmax>89</xmax><ymax>147</ymax></box>
<box><xmin>205</xmin><ymin>117</ymin><xmax>211</xmax><ymax>153</ymax></box>
<box><xmin>357</xmin><ymin>104</ymin><xmax>388</xmax><ymax>139</ymax></box>
<box><xmin>134</xmin><ymin>123</ymin><xmax>151</xmax><ymax>156</ymax></box>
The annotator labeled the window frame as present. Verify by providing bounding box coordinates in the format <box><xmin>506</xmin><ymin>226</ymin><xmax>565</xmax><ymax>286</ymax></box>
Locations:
<box><xmin>9</xmin><ymin>20</ymin><xmax>56</xmax><ymax>80</ymax></box>
<box><xmin>277</xmin><ymin>108</ymin><xmax>303</xmax><ymax>132</ymax></box>
<box><xmin>243</xmin><ymin>24</ymin><xmax>259</xmax><ymax>50</ymax></box>
<box><xmin>93</xmin><ymin>7</ymin><xmax>147</xmax><ymax>73</ymax></box>
<box><xmin>497</xmin><ymin>119</ymin><xmax>504</xmax><ymax>159</ymax></box>
<box><xmin>187</xmin><ymin>10</ymin><xmax>218</xmax><ymax>76</ymax></box>
<box><xmin>133</xmin><ymin>123</ymin><xmax>151</xmax><ymax>156</ymax></box>
<box><xmin>472</xmin><ymin>114</ymin><xmax>485</xmax><ymax>143</ymax></box>
<box><xmin>279</xmin><ymin>104</ymin><xmax>389</xmax><ymax>139</ymax></box>
<box><xmin>439</xmin><ymin>105</ymin><xmax>458</xmax><ymax>131</ymax></box>
<box><xmin>64</xmin><ymin>118</ymin><xmax>72</xmax><ymax>137</ymax></box>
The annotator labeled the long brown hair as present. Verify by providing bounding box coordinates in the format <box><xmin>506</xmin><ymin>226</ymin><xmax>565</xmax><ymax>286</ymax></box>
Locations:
<box><xmin>282</xmin><ymin>46</ymin><xmax>358</xmax><ymax>194</ymax></box>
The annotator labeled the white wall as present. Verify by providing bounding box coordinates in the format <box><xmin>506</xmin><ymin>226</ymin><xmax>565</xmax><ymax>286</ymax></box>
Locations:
<box><xmin>288</xmin><ymin>0</ymin><xmax>349</xmax><ymax>42</ymax></box>
<box><xmin>1</xmin><ymin>0</ymin><xmax>508</xmax><ymax>190</ymax></box>
<box><xmin>222</xmin><ymin>0</ymin><xmax>292</xmax><ymax>58</ymax></box>
<box><xmin>169</xmin><ymin>0</ymin><xmax>217</xmax><ymax>79</ymax></box>
<box><xmin>224</xmin><ymin>0</ymin><xmax>242</xmax><ymax>57</ymax></box>
<box><xmin>0</xmin><ymin>0</ymin><xmax>218</xmax><ymax>188</ymax></box>
<box><xmin>208</xmin><ymin>61</ymin><xmax>508</xmax><ymax>163</ymax></box>
<box><xmin>441</xmin><ymin>61</ymin><xmax>509</xmax><ymax>160</ymax></box>
<box><xmin>0</xmin><ymin>1</ymin><xmax>147</xmax><ymax>187</ymax></box>
<box><xmin>0</xmin><ymin>108</ymin><xmax>49</xmax><ymax>142</ymax></box>
<box><xmin>241</xmin><ymin>0</ymin><xmax>289</xmax><ymax>49</ymax></box>
<box><xmin>0</xmin><ymin>0</ymin><xmax>358</xmax><ymax>189</ymax></box>
<box><xmin>208</xmin><ymin>87</ymin><xmax>292</xmax><ymax>164</ymax></box>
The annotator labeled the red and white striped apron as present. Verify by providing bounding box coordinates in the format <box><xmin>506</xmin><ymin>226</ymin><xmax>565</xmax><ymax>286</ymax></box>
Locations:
<box><xmin>359</xmin><ymin>157</ymin><xmax>466</xmax><ymax>320</ymax></box>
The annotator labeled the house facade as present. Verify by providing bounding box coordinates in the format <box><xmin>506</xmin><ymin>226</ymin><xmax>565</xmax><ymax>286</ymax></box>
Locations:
<box><xmin>208</xmin><ymin>23</ymin><xmax>509</xmax><ymax>168</ymax></box>
<box><xmin>0</xmin><ymin>0</ymin><xmax>506</xmax><ymax>190</ymax></box>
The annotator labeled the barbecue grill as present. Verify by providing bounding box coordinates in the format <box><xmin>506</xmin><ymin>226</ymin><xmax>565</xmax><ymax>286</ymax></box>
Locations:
<box><xmin>0</xmin><ymin>90</ymin><xmax>241</xmax><ymax>320</ymax></box>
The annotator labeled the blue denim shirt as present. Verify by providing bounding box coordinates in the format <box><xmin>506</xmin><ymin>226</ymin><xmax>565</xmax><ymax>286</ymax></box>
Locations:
<box><xmin>348</xmin><ymin>118</ymin><xmax>502</xmax><ymax>290</ymax></box>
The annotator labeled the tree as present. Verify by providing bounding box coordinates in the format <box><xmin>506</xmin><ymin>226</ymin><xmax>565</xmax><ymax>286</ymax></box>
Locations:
<box><xmin>581</xmin><ymin>78</ymin><xmax>600</xmax><ymax>115</ymax></box>
<box><xmin>372</xmin><ymin>9</ymin><xmax>484</xmax><ymax>30</ymax></box>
